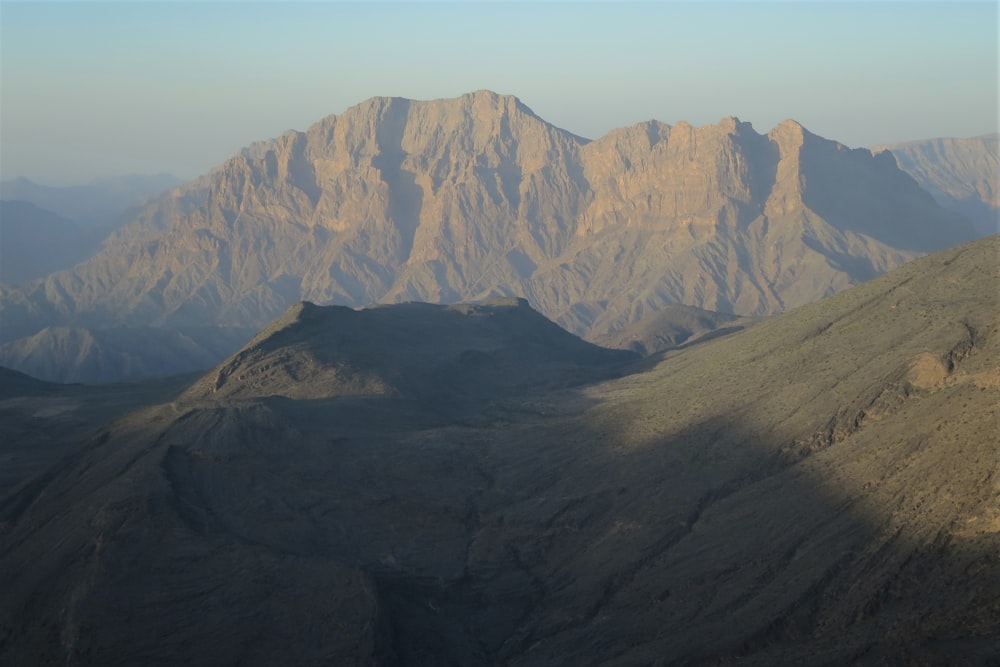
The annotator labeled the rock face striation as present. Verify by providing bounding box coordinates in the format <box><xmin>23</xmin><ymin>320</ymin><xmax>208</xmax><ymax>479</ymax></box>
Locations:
<box><xmin>0</xmin><ymin>235</ymin><xmax>997</xmax><ymax>666</ymax></box>
<box><xmin>0</xmin><ymin>91</ymin><xmax>980</xmax><ymax>381</ymax></box>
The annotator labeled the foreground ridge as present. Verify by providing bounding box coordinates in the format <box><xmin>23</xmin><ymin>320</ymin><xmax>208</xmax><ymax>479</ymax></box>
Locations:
<box><xmin>1</xmin><ymin>235</ymin><xmax>997</xmax><ymax>665</ymax></box>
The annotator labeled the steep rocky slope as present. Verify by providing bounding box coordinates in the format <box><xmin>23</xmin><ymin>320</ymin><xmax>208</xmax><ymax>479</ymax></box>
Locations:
<box><xmin>875</xmin><ymin>134</ymin><xmax>998</xmax><ymax>236</ymax></box>
<box><xmin>0</xmin><ymin>92</ymin><xmax>979</xmax><ymax>382</ymax></box>
<box><xmin>1</xmin><ymin>235</ymin><xmax>996</xmax><ymax>666</ymax></box>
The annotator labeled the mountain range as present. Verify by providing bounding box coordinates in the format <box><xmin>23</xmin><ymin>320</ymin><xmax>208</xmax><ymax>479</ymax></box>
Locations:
<box><xmin>0</xmin><ymin>201</ymin><xmax>101</xmax><ymax>285</ymax></box>
<box><xmin>0</xmin><ymin>173</ymin><xmax>181</xmax><ymax>230</ymax></box>
<box><xmin>0</xmin><ymin>90</ymin><xmax>984</xmax><ymax>383</ymax></box>
<box><xmin>1</xmin><ymin>233</ymin><xmax>996</xmax><ymax>665</ymax></box>
<box><xmin>875</xmin><ymin>134</ymin><xmax>998</xmax><ymax>236</ymax></box>
<box><xmin>0</xmin><ymin>175</ymin><xmax>183</xmax><ymax>288</ymax></box>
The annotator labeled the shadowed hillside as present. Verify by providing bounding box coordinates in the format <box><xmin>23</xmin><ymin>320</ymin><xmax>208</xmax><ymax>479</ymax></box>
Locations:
<box><xmin>0</xmin><ymin>201</ymin><xmax>103</xmax><ymax>285</ymax></box>
<box><xmin>591</xmin><ymin>303</ymin><xmax>755</xmax><ymax>356</ymax></box>
<box><xmin>184</xmin><ymin>296</ymin><xmax>635</xmax><ymax>411</ymax></box>
<box><xmin>0</xmin><ymin>367</ymin><xmax>197</xmax><ymax>496</ymax></box>
<box><xmin>0</xmin><ymin>234</ymin><xmax>996</xmax><ymax>665</ymax></box>
<box><xmin>875</xmin><ymin>134</ymin><xmax>998</xmax><ymax>236</ymax></box>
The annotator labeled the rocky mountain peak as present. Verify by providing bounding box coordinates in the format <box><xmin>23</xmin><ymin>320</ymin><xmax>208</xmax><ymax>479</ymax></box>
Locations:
<box><xmin>716</xmin><ymin>115</ymin><xmax>750</xmax><ymax>134</ymax></box>
<box><xmin>0</xmin><ymin>93</ymin><xmax>982</xmax><ymax>383</ymax></box>
<box><xmin>463</xmin><ymin>88</ymin><xmax>533</xmax><ymax>115</ymax></box>
<box><xmin>768</xmin><ymin>118</ymin><xmax>808</xmax><ymax>145</ymax></box>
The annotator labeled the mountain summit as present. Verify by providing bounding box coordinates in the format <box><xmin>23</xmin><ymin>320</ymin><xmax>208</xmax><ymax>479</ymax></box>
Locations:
<box><xmin>184</xmin><ymin>296</ymin><xmax>634</xmax><ymax>409</ymax></box>
<box><xmin>0</xmin><ymin>91</ymin><xmax>980</xmax><ymax>381</ymax></box>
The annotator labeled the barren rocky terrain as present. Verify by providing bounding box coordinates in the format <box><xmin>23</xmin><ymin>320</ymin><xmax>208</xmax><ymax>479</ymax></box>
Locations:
<box><xmin>876</xmin><ymin>134</ymin><xmax>998</xmax><ymax>236</ymax></box>
<box><xmin>1</xmin><ymin>234</ymin><xmax>996</xmax><ymax>665</ymax></box>
<box><xmin>0</xmin><ymin>91</ymin><xmax>981</xmax><ymax>383</ymax></box>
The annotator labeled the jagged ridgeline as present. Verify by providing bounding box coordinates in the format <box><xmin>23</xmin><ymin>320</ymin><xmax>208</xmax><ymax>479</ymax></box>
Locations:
<box><xmin>0</xmin><ymin>91</ymin><xmax>981</xmax><ymax>382</ymax></box>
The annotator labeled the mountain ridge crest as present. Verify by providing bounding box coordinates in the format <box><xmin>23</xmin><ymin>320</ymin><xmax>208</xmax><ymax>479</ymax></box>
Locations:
<box><xmin>0</xmin><ymin>91</ymin><xmax>982</xmax><ymax>383</ymax></box>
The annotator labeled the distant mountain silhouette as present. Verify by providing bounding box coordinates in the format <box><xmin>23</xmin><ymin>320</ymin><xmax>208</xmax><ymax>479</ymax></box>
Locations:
<box><xmin>874</xmin><ymin>134</ymin><xmax>998</xmax><ymax>236</ymax></box>
<box><xmin>0</xmin><ymin>201</ymin><xmax>99</xmax><ymax>284</ymax></box>
<box><xmin>1</xmin><ymin>235</ymin><xmax>996</xmax><ymax>665</ymax></box>
<box><xmin>0</xmin><ymin>325</ymin><xmax>255</xmax><ymax>384</ymax></box>
<box><xmin>0</xmin><ymin>173</ymin><xmax>181</xmax><ymax>229</ymax></box>
<box><xmin>0</xmin><ymin>91</ymin><xmax>981</xmax><ymax>382</ymax></box>
<box><xmin>0</xmin><ymin>365</ymin><xmax>58</xmax><ymax>398</ymax></box>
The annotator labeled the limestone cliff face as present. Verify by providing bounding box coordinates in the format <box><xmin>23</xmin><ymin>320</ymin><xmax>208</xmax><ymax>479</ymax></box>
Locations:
<box><xmin>0</xmin><ymin>92</ymin><xmax>979</xmax><ymax>364</ymax></box>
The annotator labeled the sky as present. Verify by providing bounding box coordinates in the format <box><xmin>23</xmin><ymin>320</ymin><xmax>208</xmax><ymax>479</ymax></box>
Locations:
<box><xmin>1</xmin><ymin>1</ymin><xmax>997</xmax><ymax>186</ymax></box>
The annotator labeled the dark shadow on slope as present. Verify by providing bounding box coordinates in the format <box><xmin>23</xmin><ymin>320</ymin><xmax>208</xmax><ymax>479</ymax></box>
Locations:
<box><xmin>1</xmin><ymin>239</ymin><xmax>998</xmax><ymax>665</ymax></box>
<box><xmin>287</xmin><ymin>132</ymin><xmax>322</xmax><ymax>207</ymax></box>
<box><xmin>0</xmin><ymin>369</ymin><xmax>199</xmax><ymax>497</ymax></box>
<box><xmin>801</xmin><ymin>234</ymin><xmax>881</xmax><ymax>282</ymax></box>
<box><xmin>197</xmin><ymin>299</ymin><xmax>637</xmax><ymax>414</ymax></box>
<box><xmin>372</xmin><ymin>98</ymin><xmax>424</xmax><ymax>266</ymax></box>
<box><xmin>370</xmin><ymin>374</ymin><xmax>999</xmax><ymax>665</ymax></box>
<box><xmin>798</xmin><ymin>135</ymin><xmax>979</xmax><ymax>252</ymax></box>
<box><xmin>3</xmin><ymin>357</ymin><xmax>994</xmax><ymax>667</ymax></box>
<box><xmin>929</xmin><ymin>191</ymin><xmax>999</xmax><ymax>237</ymax></box>
<box><xmin>731</xmin><ymin>122</ymin><xmax>781</xmax><ymax>225</ymax></box>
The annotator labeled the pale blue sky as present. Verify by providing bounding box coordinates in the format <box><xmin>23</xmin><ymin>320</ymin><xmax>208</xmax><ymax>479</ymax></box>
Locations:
<box><xmin>2</xmin><ymin>1</ymin><xmax>997</xmax><ymax>185</ymax></box>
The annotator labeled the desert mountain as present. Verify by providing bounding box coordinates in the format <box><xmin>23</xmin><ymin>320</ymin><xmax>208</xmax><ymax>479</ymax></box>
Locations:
<box><xmin>0</xmin><ymin>201</ymin><xmax>102</xmax><ymax>285</ymax></box>
<box><xmin>1</xmin><ymin>234</ymin><xmax>997</xmax><ymax>665</ymax></box>
<box><xmin>0</xmin><ymin>91</ymin><xmax>980</xmax><ymax>382</ymax></box>
<box><xmin>875</xmin><ymin>134</ymin><xmax>999</xmax><ymax>236</ymax></box>
<box><xmin>0</xmin><ymin>173</ymin><xmax>181</xmax><ymax>230</ymax></box>
<box><xmin>1</xmin><ymin>176</ymin><xmax>183</xmax><ymax>290</ymax></box>
<box><xmin>0</xmin><ymin>325</ymin><xmax>255</xmax><ymax>384</ymax></box>
<box><xmin>184</xmin><ymin>296</ymin><xmax>634</xmax><ymax>409</ymax></box>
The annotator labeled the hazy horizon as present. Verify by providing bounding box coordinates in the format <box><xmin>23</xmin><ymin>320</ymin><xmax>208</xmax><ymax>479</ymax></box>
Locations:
<box><xmin>2</xmin><ymin>1</ymin><xmax>997</xmax><ymax>187</ymax></box>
